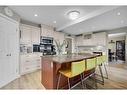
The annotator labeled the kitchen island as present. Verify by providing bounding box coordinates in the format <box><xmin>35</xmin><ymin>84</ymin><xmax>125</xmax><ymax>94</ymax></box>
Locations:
<box><xmin>41</xmin><ymin>53</ymin><xmax>100</xmax><ymax>89</ymax></box>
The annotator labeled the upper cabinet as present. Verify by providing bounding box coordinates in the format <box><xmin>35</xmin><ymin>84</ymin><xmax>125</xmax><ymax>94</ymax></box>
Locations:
<box><xmin>31</xmin><ymin>27</ymin><xmax>40</xmax><ymax>44</ymax></box>
<box><xmin>75</xmin><ymin>32</ymin><xmax>107</xmax><ymax>46</ymax></box>
<box><xmin>41</xmin><ymin>24</ymin><xmax>54</xmax><ymax>37</ymax></box>
<box><xmin>93</xmin><ymin>32</ymin><xmax>107</xmax><ymax>46</ymax></box>
<box><xmin>75</xmin><ymin>35</ymin><xmax>84</xmax><ymax>46</ymax></box>
<box><xmin>41</xmin><ymin>24</ymin><xmax>65</xmax><ymax>44</ymax></box>
<box><xmin>20</xmin><ymin>24</ymin><xmax>40</xmax><ymax>44</ymax></box>
<box><xmin>20</xmin><ymin>24</ymin><xmax>31</xmax><ymax>44</ymax></box>
<box><xmin>53</xmin><ymin>31</ymin><xmax>65</xmax><ymax>44</ymax></box>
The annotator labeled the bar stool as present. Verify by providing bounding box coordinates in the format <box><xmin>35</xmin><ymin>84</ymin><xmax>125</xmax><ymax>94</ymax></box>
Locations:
<box><xmin>83</xmin><ymin>58</ymin><xmax>97</xmax><ymax>89</ymax></box>
<box><xmin>96</xmin><ymin>55</ymin><xmax>108</xmax><ymax>85</ymax></box>
<box><xmin>102</xmin><ymin>55</ymin><xmax>108</xmax><ymax>79</ymax></box>
<box><xmin>96</xmin><ymin>56</ymin><xmax>104</xmax><ymax>84</ymax></box>
<box><xmin>57</xmin><ymin>60</ymin><xmax>85</xmax><ymax>89</ymax></box>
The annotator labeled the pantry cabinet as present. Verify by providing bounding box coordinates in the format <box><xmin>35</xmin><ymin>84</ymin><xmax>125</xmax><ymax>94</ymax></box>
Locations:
<box><xmin>0</xmin><ymin>14</ymin><xmax>19</xmax><ymax>88</ymax></box>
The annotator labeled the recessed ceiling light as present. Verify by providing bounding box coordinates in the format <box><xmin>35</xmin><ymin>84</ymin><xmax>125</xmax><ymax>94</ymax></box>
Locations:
<box><xmin>117</xmin><ymin>12</ymin><xmax>121</xmax><ymax>16</ymax></box>
<box><xmin>34</xmin><ymin>14</ymin><xmax>38</xmax><ymax>17</ymax></box>
<box><xmin>67</xmin><ymin>10</ymin><xmax>80</xmax><ymax>20</ymax></box>
<box><xmin>53</xmin><ymin>21</ymin><xmax>56</xmax><ymax>23</ymax></box>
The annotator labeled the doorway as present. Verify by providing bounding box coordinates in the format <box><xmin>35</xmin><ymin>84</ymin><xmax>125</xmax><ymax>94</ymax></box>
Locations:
<box><xmin>108</xmin><ymin>33</ymin><xmax>126</xmax><ymax>64</ymax></box>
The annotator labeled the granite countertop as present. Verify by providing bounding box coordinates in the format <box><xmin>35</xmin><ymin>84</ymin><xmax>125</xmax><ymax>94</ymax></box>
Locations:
<box><xmin>41</xmin><ymin>53</ymin><xmax>100</xmax><ymax>64</ymax></box>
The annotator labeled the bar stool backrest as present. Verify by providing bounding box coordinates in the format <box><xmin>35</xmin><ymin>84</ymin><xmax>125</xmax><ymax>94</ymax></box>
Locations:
<box><xmin>96</xmin><ymin>56</ymin><xmax>103</xmax><ymax>65</ymax></box>
<box><xmin>71</xmin><ymin>60</ymin><xmax>85</xmax><ymax>76</ymax></box>
<box><xmin>86</xmin><ymin>58</ymin><xmax>96</xmax><ymax>71</ymax></box>
<box><xmin>102</xmin><ymin>55</ymin><xmax>107</xmax><ymax>63</ymax></box>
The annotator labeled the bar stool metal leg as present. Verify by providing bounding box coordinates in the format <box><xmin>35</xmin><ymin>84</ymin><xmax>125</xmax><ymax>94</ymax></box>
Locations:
<box><xmin>57</xmin><ymin>73</ymin><xmax>61</xmax><ymax>89</ymax></box>
<box><xmin>80</xmin><ymin>74</ymin><xmax>84</xmax><ymax>89</ymax></box>
<box><xmin>94</xmin><ymin>73</ymin><xmax>98</xmax><ymax>89</ymax></box>
<box><xmin>68</xmin><ymin>78</ymin><xmax>71</xmax><ymax>89</ymax></box>
<box><xmin>99</xmin><ymin>65</ymin><xmax>104</xmax><ymax>85</ymax></box>
<box><xmin>104</xmin><ymin>64</ymin><xmax>108</xmax><ymax>79</ymax></box>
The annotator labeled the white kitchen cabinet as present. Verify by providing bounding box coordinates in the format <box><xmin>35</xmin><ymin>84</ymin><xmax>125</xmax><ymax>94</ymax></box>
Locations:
<box><xmin>20</xmin><ymin>24</ymin><xmax>31</xmax><ymax>44</ymax></box>
<box><xmin>20</xmin><ymin>24</ymin><xmax>41</xmax><ymax>44</ymax></box>
<box><xmin>0</xmin><ymin>15</ymin><xmax>19</xmax><ymax>88</ymax></box>
<box><xmin>75</xmin><ymin>35</ymin><xmax>84</xmax><ymax>46</ymax></box>
<box><xmin>53</xmin><ymin>31</ymin><xmax>65</xmax><ymax>44</ymax></box>
<box><xmin>75</xmin><ymin>32</ymin><xmax>107</xmax><ymax>46</ymax></box>
<box><xmin>93</xmin><ymin>32</ymin><xmax>107</xmax><ymax>46</ymax></box>
<box><xmin>41</xmin><ymin>25</ymin><xmax>54</xmax><ymax>37</ymax></box>
<box><xmin>31</xmin><ymin>26</ymin><xmax>40</xmax><ymax>44</ymax></box>
<box><xmin>83</xmin><ymin>39</ymin><xmax>93</xmax><ymax>46</ymax></box>
<box><xmin>20</xmin><ymin>53</ymin><xmax>41</xmax><ymax>75</ymax></box>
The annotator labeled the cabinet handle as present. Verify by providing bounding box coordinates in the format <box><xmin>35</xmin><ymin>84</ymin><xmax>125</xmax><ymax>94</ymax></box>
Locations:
<box><xmin>6</xmin><ymin>54</ymin><xmax>11</xmax><ymax>56</ymax></box>
<box><xmin>20</xmin><ymin>30</ymin><xmax>22</xmax><ymax>38</ymax></box>
<box><xmin>6</xmin><ymin>54</ymin><xmax>9</xmax><ymax>56</ymax></box>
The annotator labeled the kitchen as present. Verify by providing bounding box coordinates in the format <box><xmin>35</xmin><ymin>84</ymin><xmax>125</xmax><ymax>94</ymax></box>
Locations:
<box><xmin>0</xmin><ymin>6</ymin><xmax>127</xmax><ymax>89</ymax></box>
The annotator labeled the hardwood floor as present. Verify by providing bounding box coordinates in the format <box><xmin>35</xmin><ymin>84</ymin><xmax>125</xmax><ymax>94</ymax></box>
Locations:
<box><xmin>1</xmin><ymin>63</ymin><xmax>127</xmax><ymax>89</ymax></box>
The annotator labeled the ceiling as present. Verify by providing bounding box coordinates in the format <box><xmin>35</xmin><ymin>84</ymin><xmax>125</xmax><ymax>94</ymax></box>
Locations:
<box><xmin>9</xmin><ymin>6</ymin><xmax>127</xmax><ymax>35</ymax></box>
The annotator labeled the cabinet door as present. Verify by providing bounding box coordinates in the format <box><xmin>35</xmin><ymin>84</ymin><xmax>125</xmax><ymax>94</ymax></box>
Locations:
<box><xmin>93</xmin><ymin>32</ymin><xmax>106</xmax><ymax>46</ymax></box>
<box><xmin>75</xmin><ymin>36</ymin><xmax>83</xmax><ymax>46</ymax></box>
<box><xmin>31</xmin><ymin>27</ymin><xmax>40</xmax><ymax>44</ymax></box>
<box><xmin>41</xmin><ymin>27</ymin><xmax>48</xmax><ymax>37</ymax></box>
<box><xmin>0</xmin><ymin>16</ymin><xmax>19</xmax><ymax>88</ymax></box>
<box><xmin>59</xmin><ymin>32</ymin><xmax>65</xmax><ymax>44</ymax></box>
<box><xmin>21</xmin><ymin>25</ymin><xmax>31</xmax><ymax>44</ymax></box>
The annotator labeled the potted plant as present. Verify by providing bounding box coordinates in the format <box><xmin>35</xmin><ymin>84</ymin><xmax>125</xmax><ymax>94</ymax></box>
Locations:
<box><xmin>55</xmin><ymin>40</ymin><xmax>66</xmax><ymax>55</ymax></box>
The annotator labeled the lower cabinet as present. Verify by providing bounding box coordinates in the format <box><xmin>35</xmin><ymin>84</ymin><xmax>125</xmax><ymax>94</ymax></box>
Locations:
<box><xmin>20</xmin><ymin>53</ymin><xmax>41</xmax><ymax>75</ymax></box>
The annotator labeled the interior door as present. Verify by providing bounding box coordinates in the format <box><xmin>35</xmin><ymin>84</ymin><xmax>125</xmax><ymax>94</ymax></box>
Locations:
<box><xmin>0</xmin><ymin>16</ymin><xmax>19</xmax><ymax>88</ymax></box>
<box><xmin>0</xmin><ymin>16</ymin><xmax>8</xmax><ymax>87</ymax></box>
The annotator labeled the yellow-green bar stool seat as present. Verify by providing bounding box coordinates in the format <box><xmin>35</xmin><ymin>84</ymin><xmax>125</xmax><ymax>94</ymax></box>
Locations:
<box><xmin>83</xmin><ymin>57</ymin><xmax>97</xmax><ymax>88</ymax></box>
<box><xmin>102</xmin><ymin>55</ymin><xmax>108</xmax><ymax>79</ymax></box>
<box><xmin>57</xmin><ymin>60</ymin><xmax>85</xmax><ymax>89</ymax></box>
<box><xmin>86</xmin><ymin>58</ymin><xmax>96</xmax><ymax>71</ymax></box>
<box><xmin>102</xmin><ymin>55</ymin><xmax>107</xmax><ymax>63</ymax></box>
<box><xmin>96</xmin><ymin>56</ymin><xmax>103</xmax><ymax>66</ymax></box>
